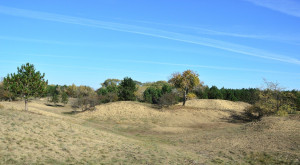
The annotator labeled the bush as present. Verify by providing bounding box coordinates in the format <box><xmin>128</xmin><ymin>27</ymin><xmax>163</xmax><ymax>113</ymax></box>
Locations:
<box><xmin>96</xmin><ymin>88</ymin><xmax>108</xmax><ymax>96</ymax></box>
<box><xmin>143</xmin><ymin>87</ymin><xmax>162</xmax><ymax>104</ymax></box>
<box><xmin>66</xmin><ymin>84</ymin><xmax>77</xmax><ymax>97</ymax></box>
<box><xmin>279</xmin><ymin>104</ymin><xmax>296</xmax><ymax>114</ymax></box>
<box><xmin>72</xmin><ymin>95</ymin><xmax>99</xmax><ymax>111</ymax></box>
<box><xmin>194</xmin><ymin>86</ymin><xmax>209</xmax><ymax>99</ymax></box>
<box><xmin>276</xmin><ymin>110</ymin><xmax>288</xmax><ymax>117</ymax></box>
<box><xmin>77</xmin><ymin>85</ymin><xmax>96</xmax><ymax>98</ymax></box>
<box><xmin>118</xmin><ymin>77</ymin><xmax>137</xmax><ymax>101</ymax></box>
<box><xmin>158</xmin><ymin>93</ymin><xmax>178</xmax><ymax>107</ymax></box>
<box><xmin>51</xmin><ymin>93</ymin><xmax>60</xmax><ymax>105</ymax></box>
<box><xmin>0</xmin><ymin>81</ymin><xmax>14</xmax><ymax>101</ymax></box>
<box><xmin>244</xmin><ymin>105</ymin><xmax>264</xmax><ymax>120</ymax></box>
<box><xmin>61</xmin><ymin>92</ymin><xmax>69</xmax><ymax>106</ymax></box>
<box><xmin>0</xmin><ymin>82</ymin><xmax>4</xmax><ymax>100</ymax></box>
<box><xmin>161</xmin><ymin>84</ymin><xmax>172</xmax><ymax>94</ymax></box>
<box><xmin>98</xmin><ymin>92</ymin><xmax>118</xmax><ymax>104</ymax></box>
<box><xmin>187</xmin><ymin>93</ymin><xmax>197</xmax><ymax>100</ymax></box>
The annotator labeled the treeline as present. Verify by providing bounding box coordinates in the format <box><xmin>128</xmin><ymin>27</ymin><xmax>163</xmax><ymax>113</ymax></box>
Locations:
<box><xmin>2</xmin><ymin>63</ymin><xmax>299</xmax><ymax>119</ymax></box>
<box><xmin>1</xmin><ymin>78</ymin><xmax>299</xmax><ymax>109</ymax></box>
<box><xmin>1</xmin><ymin>76</ymin><xmax>300</xmax><ymax>112</ymax></box>
<box><xmin>194</xmin><ymin>86</ymin><xmax>259</xmax><ymax>104</ymax></box>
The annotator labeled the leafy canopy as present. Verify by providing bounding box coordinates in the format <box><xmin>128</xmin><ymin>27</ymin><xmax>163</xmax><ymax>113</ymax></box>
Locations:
<box><xmin>169</xmin><ymin>70</ymin><xmax>200</xmax><ymax>105</ymax></box>
<box><xmin>169</xmin><ymin>70</ymin><xmax>200</xmax><ymax>91</ymax></box>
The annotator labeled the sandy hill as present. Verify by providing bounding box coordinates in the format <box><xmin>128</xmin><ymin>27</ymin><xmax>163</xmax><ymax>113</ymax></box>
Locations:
<box><xmin>0</xmin><ymin>101</ymin><xmax>191</xmax><ymax>164</ymax></box>
<box><xmin>185</xmin><ymin>99</ymin><xmax>250</xmax><ymax>112</ymax></box>
<box><xmin>1</xmin><ymin>99</ymin><xmax>299</xmax><ymax>164</ymax></box>
<box><xmin>77</xmin><ymin>99</ymin><xmax>251</xmax><ymax>133</ymax></box>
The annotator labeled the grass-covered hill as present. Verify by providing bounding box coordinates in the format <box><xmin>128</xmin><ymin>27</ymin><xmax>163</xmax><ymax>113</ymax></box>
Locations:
<box><xmin>0</xmin><ymin>99</ymin><xmax>299</xmax><ymax>164</ymax></box>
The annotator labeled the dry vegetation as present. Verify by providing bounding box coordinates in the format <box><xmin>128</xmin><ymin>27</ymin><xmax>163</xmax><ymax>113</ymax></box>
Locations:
<box><xmin>0</xmin><ymin>99</ymin><xmax>299</xmax><ymax>164</ymax></box>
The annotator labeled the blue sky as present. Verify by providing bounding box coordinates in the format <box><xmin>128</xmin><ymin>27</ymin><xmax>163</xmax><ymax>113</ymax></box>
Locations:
<box><xmin>0</xmin><ymin>0</ymin><xmax>299</xmax><ymax>90</ymax></box>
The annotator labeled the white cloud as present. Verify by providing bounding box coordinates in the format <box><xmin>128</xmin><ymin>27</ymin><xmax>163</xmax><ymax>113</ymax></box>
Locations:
<box><xmin>245</xmin><ymin>0</ymin><xmax>300</xmax><ymax>18</ymax></box>
<box><xmin>0</xmin><ymin>5</ymin><xmax>299</xmax><ymax>65</ymax></box>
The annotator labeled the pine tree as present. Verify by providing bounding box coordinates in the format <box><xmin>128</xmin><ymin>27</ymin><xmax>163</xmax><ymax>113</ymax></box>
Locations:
<box><xmin>118</xmin><ymin>77</ymin><xmax>137</xmax><ymax>101</ymax></box>
<box><xmin>61</xmin><ymin>92</ymin><xmax>69</xmax><ymax>106</ymax></box>
<box><xmin>3</xmin><ymin>63</ymin><xmax>48</xmax><ymax>111</ymax></box>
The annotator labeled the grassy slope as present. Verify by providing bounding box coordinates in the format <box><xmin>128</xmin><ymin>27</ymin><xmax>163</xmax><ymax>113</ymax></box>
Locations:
<box><xmin>0</xmin><ymin>100</ymin><xmax>299</xmax><ymax>164</ymax></box>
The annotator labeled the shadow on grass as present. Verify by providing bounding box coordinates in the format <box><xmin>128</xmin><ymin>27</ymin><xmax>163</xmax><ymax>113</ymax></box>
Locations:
<box><xmin>63</xmin><ymin>111</ymin><xmax>81</xmax><ymax>115</ymax></box>
<box><xmin>44</xmin><ymin>103</ymin><xmax>64</xmax><ymax>107</ymax></box>
<box><xmin>225</xmin><ymin>112</ymin><xmax>261</xmax><ymax>123</ymax></box>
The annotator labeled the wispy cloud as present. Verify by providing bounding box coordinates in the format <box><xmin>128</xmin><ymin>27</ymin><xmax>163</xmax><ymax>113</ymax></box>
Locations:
<box><xmin>0</xmin><ymin>35</ymin><xmax>83</xmax><ymax>45</ymax></box>
<box><xmin>124</xmin><ymin>19</ymin><xmax>300</xmax><ymax>45</ymax></box>
<box><xmin>0</xmin><ymin>5</ymin><xmax>299</xmax><ymax>65</ymax></box>
<box><xmin>124</xmin><ymin>19</ymin><xmax>269</xmax><ymax>39</ymax></box>
<box><xmin>117</xmin><ymin>59</ymin><xmax>300</xmax><ymax>76</ymax></box>
<box><xmin>2</xmin><ymin>53</ymin><xmax>299</xmax><ymax>76</ymax></box>
<box><xmin>0</xmin><ymin>60</ymin><xmax>168</xmax><ymax>77</ymax></box>
<box><xmin>245</xmin><ymin>0</ymin><xmax>300</xmax><ymax>18</ymax></box>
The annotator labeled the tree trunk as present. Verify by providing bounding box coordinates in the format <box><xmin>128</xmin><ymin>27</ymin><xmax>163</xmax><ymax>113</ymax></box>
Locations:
<box><xmin>276</xmin><ymin>92</ymin><xmax>279</xmax><ymax>112</ymax></box>
<box><xmin>183</xmin><ymin>90</ymin><xmax>187</xmax><ymax>106</ymax></box>
<box><xmin>25</xmin><ymin>99</ymin><xmax>28</xmax><ymax>111</ymax></box>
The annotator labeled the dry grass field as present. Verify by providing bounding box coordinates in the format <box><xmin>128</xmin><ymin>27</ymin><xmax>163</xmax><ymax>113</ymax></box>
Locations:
<box><xmin>0</xmin><ymin>99</ymin><xmax>299</xmax><ymax>164</ymax></box>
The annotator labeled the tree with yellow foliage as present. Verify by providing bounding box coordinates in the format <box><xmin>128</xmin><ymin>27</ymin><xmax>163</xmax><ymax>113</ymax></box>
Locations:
<box><xmin>169</xmin><ymin>70</ymin><xmax>200</xmax><ymax>106</ymax></box>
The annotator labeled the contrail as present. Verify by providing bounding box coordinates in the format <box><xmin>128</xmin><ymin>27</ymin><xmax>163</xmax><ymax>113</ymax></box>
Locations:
<box><xmin>0</xmin><ymin>5</ymin><xmax>299</xmax><ymax>65</ymax></box>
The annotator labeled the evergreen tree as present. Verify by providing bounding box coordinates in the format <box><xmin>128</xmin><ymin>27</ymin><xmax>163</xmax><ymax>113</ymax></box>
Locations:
<box><xmin>208</xmin><ymin>86</ymin><xmax>222</xmax><ymax>99</ymax></box>
<box><xmin>51</xmin><ymin>93</ymin><xmax>60</xmax><ymax>106</ymax></box>
<box><xmin>3</xmin><ymin>63</ymin><xmax>48</xmax><ymax>110</ymax></box>
<box><xmin>61</xmin><ymin>92</ymin><xmax>69</xmax><ymax>106</ymax></box>
<box><xmin>118</xmin><ymin>77</ymin><xmax>137</xmax><ymax>101</ymax></box>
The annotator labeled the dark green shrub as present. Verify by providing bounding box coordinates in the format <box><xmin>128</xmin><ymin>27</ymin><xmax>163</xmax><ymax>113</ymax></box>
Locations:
<box><xmin>143</xmin><ymin>87</ymin><xmax>162</xmax><ymax>104</ymax></box>
<box><xmin>51</xmin><ymin>93</ymin><xmax>60</xmax><ymax>105</ymax></box>
<box><xmin>208</xmin><ymin>86</ymin><xmax>223</xmax><ymax>99</ymax></box>
<box><xmin>118</xmin><ymin>77</ymin><xmax>137</xmax><ymax>101</ymax></box>
<box><xmin>161</xmin><ymin>84</ymin><xmax>172</xmax><ymax>94</ymax></box>
<box><xmin>96</xmin><ymin>88</ymin><xmax>108</xmax><ymax>96</ymax></box>
<box><xmin>61</xmin><ymin>92</ymin><xmax>69</xmax><ymax>106</ymax></box>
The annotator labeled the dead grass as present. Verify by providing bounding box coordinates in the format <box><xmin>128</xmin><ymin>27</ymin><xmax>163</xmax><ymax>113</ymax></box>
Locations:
<box><xmin>0</xmin><ymin>101</ymin><xmax>196</xmax><ymax>164</ymax></box>
<box><xmin>185</xmin><ymin>99</ymin><xmax>250</xmax><ymax>112</ymax></box>
<box><xmin>0</xmin><ymin>99</ymin><xmax>299</xmax><ymax>164</ymax></box>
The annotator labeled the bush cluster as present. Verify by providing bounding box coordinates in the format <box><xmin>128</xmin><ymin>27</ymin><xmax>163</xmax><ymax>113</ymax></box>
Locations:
<box><xmin>0</xmin><ymin>81</ymin><xmax>14</xmax><ymax>101</ymax></box>
<box><xmin>158</xmin><ymin>93</ymin><xmax>179</xmax><ymax>107</ymax></box>
<box><xmin>46</xmin><ymin>85</ymin><xmax>69</xmax><ymax>106</ymax></box>
<box><xmin>72</xmin><ymin>95</ymin><xmax>98</xmax><ymax>111</ymax></box>
<box><xmin>195</xmin><ymin>86</ymin><xmax>260</xmax><ymax>104</ymax></box>
<box><xmin>143</xmin><ymin>83</ymin><xmax>178</xmax><ymax>107</ymax></box>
